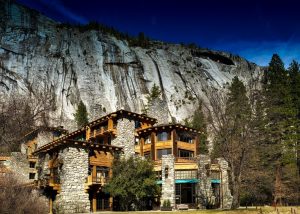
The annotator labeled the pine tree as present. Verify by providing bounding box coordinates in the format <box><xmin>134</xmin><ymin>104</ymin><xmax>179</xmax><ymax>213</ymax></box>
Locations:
<box><xmin>213</xmin><ymin>76</ymin><xmax>252</xmax><ymax>209</ymax></box>
<box><xmin>262</xmin><ymin>54</ymin><xmax>298</xmax><ymax>205</ymax></box>
<box><xmin>74</xmin><ymin>101</ymin><xmax>89</xmax><ymax>128</ymax></box>
<box><xmin>191</xmin><ymin>102</ymin><xmax>208</xmax><ymax>154</ymax></box>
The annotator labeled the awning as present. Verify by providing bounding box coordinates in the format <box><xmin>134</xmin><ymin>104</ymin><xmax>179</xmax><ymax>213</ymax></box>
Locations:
<box><xmin>156</xmin><ymin>179</ymin><xmax>221</xmax><ymax>185</ymax></box>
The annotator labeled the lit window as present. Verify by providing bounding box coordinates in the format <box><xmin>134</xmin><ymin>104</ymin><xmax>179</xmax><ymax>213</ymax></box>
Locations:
<box><xmin>144</xmin><ymin>136</ymin><xmax>151</xmax><ymax>144</ymax></box>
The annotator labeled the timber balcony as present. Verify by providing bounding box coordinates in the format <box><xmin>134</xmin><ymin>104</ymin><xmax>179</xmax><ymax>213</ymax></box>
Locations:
<box><xmin>39</xmin><ymin>175</ymin><xmax>61</xmax><ymax>192</ymax></box>
<box><xmin>91</xmin><ymin>126</ymin><xmax>117</xmax><ymax>138</ymax></box>
<box><xmin>85</xmin><ymin>175</ymin><xmax>109</xmax><ymax>191</ymax></box>
<box><xmin>175</xmin><ymin>157</ymin><xmax>197</xmax><ymax>163</ymax></box>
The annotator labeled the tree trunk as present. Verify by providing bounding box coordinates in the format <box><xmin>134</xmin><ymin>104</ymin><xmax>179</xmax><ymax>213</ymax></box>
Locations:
<box><xmin>230</xmin><ymin>167</ymin><xmax>241</xmax><ymax>209</ymax></box>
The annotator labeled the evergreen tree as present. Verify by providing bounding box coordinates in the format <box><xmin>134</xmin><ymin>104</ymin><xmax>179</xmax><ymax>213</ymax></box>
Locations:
<box><xmin>262</xmin><ymin>54</ymin><xmax>298</xmax><ymax>205</ymax></box>
<box><xmin>74</xmin><ymin>101</ymin><xmax>89</xmax><ymax>128</ymax></box>
<box><xmin>105</xmin><ymin>157</ymin><xmax>159</xmax><ymax>211</ymax></box>
<box><xmin>191</xmin><ymin>102</ymin><xmax>208</xmax><ymax>154</ymax></box>
<box><xmin>213</xmin><ymin>76</ymin><xmax>252</xmax><ymax>209</ymax></box>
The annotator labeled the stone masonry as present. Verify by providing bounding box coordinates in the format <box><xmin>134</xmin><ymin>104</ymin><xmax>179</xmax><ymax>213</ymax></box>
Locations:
<box><xmin>111</xmin><ymin>118</ymin><xmax>135</xmax><ymax>158</ymax></box>
<box><xmin>197</xmin><ymin>155</ymin><xmax>215</xmax><ymax>209</ymax></box>
<box><xmin>54</xmin><ymin>147</ymin><xmax>90</xmax><ymax>213</ymax></box>
<box><xmin>161</xmin><ymin>154</ymin><xmax>175</xmax><ymax>208</ymax></box>
<box><xmin>217</xmin><ymin>158</ymin><xmax>233</xmax><ymax>209</ymax></box>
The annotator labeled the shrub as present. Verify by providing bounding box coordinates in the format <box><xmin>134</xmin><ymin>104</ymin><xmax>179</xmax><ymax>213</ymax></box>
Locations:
<box><xmin>0</xmin><ymin>173</ymin><xmax>48</xmax><ymax>214</ymax></box>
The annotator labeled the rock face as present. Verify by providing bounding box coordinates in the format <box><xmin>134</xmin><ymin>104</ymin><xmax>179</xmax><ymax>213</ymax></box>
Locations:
<box><xmin>0</xmin><ymin>0</ymin><xmax>262</xmax><ymax>131</ymax></box>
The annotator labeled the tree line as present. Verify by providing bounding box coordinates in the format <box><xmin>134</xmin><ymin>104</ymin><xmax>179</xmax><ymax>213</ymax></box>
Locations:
<box><xmin>202</xmin><ymin>54</ymin><xmax>300</xmax><ymax>208</ymax></box>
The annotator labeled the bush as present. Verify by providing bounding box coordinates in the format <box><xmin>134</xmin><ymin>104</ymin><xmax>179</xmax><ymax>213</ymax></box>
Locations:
<box><xmin>0</xmin><ymin>173</ymin><xmax>48</xmax><ymax>214</ymax></box>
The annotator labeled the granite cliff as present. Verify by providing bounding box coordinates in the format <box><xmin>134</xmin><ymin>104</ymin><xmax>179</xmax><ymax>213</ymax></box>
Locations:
<box><xmin>0</xmin><ymin>0</ymin><xmax>262</xmax><ymax>130</ymax></box>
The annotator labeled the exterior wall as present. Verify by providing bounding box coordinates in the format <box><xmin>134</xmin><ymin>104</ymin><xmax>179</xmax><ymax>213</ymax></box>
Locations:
<box><xmin>54</xmin><ymin>147</ymin><xmax>90</xmax><ymax>213</ymax></box>
<box><xmin>217</xmin><ymin>158</ymin><xmax>233</xmax><ymax>209</ymax></box>
<box><xmin>161</xmin><ymin>154</ymin><xmax>175</xmax><ymax>208</ymax></box>
<box><xmin>37</xmin><ymin>153</ymin><xmax>50</xmax><ymax>182</ymax></box>
<box><xmin>197</xmin><ymin>155</ymin><xmax>214</xmax><ymax>209</ymax></box>
<box><xmin>111</xmin><ymin>118</ymin><xmax>135</xmax><ymax>158</ymax></box>
<box><xmin>4</xmin><ymin>152</ymin><xmax>35</xmax><ymax>182</ymax></box>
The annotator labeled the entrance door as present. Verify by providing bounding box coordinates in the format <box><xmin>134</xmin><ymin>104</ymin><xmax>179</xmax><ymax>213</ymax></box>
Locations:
<box><xmin>181</xmin><ymin>184</ymin><xmax>193</xmax><ymax>203</ymax></box>
<box><xmin>96</xmin><ymin>192</ymin><xmax>110</xmax><ymax>211</ymax></box>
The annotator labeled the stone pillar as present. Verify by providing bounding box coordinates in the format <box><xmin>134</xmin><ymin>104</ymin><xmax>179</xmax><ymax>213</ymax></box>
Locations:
<box><xmin>111</xmin><ymin>118</ymin><xmax>135</xmax><ymax>158</ymax></box>
<box><xmin>197</xmin><ymin>155</ymin><xmax>214</xmax><ymax>209</ymax></box>
<box><xmin>54</xmin><ymin>147</ymin><xmax>90</xmax><ymax>213</ymax></box>
<box><xmin>217</xmin><ymin>158</ymin><xmax>233</xmax><ymax>209</ymax></box>
<box><xmin>161</xmin><ymin>154</ymin><xmax>175</xmax><ymax>208</ymax></box>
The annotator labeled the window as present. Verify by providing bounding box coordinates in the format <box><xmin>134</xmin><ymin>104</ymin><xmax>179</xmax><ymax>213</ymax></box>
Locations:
<box><xmin>135</xmin><ymin>138</ymin><xmax>139</xmax><ymax>145</ymax></box>
<box><xmin>95</xmin><ymin>166</ymin><xmax>109</xmax><ymax>183</ymax></box>
<box><xmin>29</xmin><ymin>173</ymin><xmax>35</xmax><ymax>180</ymax></box>
<box><xmin>175</xmin><ymin>170</ymin><xmax>197</xmax><ymax>179</ymax></box>
<box><xmin>144</xmin><ymin>136</ymin><xmax>151</xmax><ymax>144</ymax></box>
<box><xmin>178</xmin><ymin>149</ymin><xmax>194</xmax><ymax>158</ymax></box>
<box><xmin>155</xmin><ymin>171</ymin><xmax>162</xmax><ymax>180</ymax></box>
<box><xmin>178</xmin><ymin>132</ymin><xmax>194</xmax><ymax>143</ymax></box>
<box><xmin>157</xmin><ymin>132</ymin><xmax>171</xmax><ymax>141</ymax></box>
<box><xmin>98</xmin><ymin>138</ymin><xmax>104</xmax><ymax>144</ymax></box>
<box><xmin>157</xmin><ymin>149</ymin><xmax>172</xmax><ymax>159</ymax></box>
<box><xmin>29</xmin><ymin>162</ymin><xmax>35</xmax><ymax>168</ymax></box>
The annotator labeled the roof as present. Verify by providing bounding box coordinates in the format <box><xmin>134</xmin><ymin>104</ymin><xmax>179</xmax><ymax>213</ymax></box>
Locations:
<box><xmin>32</xmin><ymin>110</ymin><xmax>157</xmax><ymax>154</ymax></box>
<box><xmin>32</xmin><ymin>139</ymin><xmax>123</xmax><ymax>155</ymax></box>
<box><xmin>87</xmin><ymin>109</ymin><xmax>157</xmax><ymax>128</ymax></box>
<box><xmin>137</xmin><ymin>123</ymin><xmax>202</xmax><ymax>135</ymax></box>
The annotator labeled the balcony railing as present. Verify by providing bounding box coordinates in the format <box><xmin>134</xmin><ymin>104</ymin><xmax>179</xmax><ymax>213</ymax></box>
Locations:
<box><xmin>86</xmin><ymin>175</ymin><xmax>109</xmax><ymax>186</ymax></box>
<box><xmin>175</xmin><ymin>157</ymin><xmax>197</xmax><ymax>163</ymax></box>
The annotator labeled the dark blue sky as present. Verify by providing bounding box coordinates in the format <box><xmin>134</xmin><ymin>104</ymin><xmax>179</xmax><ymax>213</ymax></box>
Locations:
<box><xmin>16</xmin><ymin>0</ymin><xmax>300</xmax><ymax>66</ymax></box>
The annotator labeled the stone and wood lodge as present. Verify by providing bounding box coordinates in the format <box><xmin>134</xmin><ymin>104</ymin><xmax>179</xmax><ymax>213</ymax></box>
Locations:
<box><xmin>0</xmin><ymin>110</ymin><xmax>232</xmax><ymax>213</ymax></box>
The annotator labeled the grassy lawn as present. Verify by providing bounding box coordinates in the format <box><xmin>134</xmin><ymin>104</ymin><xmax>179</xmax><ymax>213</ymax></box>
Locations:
<box><xmin>98</xmin><ymin>206</ymin><xmax>299</xmax><ymax>214</ymax></box>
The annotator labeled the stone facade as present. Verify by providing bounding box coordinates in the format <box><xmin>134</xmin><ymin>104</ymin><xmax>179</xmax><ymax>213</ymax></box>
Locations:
<box><xmin>111</xmin><ymin>118</ymin><xmax>135</xmax><ymax>158</ymax></box>
<box><xmin>161</xmin><ymin>155</ymin><xmax>175</xmax><ymax>208</ymax></box>
<box><xmin>197</xmin><ymin>155</ymin><xmax>215</xmax><ymax>209</ymax></box>
<box><xmin>217</xmin><ymin>158</ymin><xmax>233</xmax><ymax>209</ymax></box>
<box><xmin>4</xmin><ymin>152</ymin><xmax>35</xmax><ymax>182</ymax></box>
<box><xmin>37</xmin><ymin>153</ymin><xmax>50</xmax><ymax>182</ymax></box>
<box><xmin>54</xmin><ymin>147</ymin><xmax>90</xmax><ymax>213</ymax></box>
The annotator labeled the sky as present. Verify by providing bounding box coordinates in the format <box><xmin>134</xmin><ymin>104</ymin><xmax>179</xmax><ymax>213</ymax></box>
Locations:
<box><xmin>16</xmin><ymin>0</ymin><xmax>300</xmax><ymax>67</ymax></box>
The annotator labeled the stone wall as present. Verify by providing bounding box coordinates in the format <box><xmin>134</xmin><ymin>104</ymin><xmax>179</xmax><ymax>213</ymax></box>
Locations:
<box><xmin>161</xmin><ymin>154</ymin><xmax>175</xmax><ymax>208</ymax></box>
<box><xmin>217</xmin><ymin>158</ymin><xmax>233</xmax><ymax>209</ymax></box>
<box><xmin>111</xmin><ymin>118</ymin><xmax>135</xmax><ymax>158</ymax></box>
<box><xmin>37</xmin><ymin>153</ymin><xmax>50</xmax><ymax>181</ymax></box>
<box><xmin>197</xmin><ymin>155</ymin><xmax>214</xmax><ymax>209</ymax></box>
<box><xmin>54</xmin><ymin>147</ymin><xmax>90</xmax><ymax>213</ymax></box>
<box><xmin>147</xmin><ymin>98</ymin><xmax>170</xmax><ymax>125</ymax></box>
<box><xmin>4</xmin><ymin>152</ymin><xmax>34</xmax><ymax>182</ymax></box>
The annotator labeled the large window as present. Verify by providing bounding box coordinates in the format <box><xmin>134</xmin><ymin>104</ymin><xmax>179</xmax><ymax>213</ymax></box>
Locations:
<box><xmin>175</xmin><ymin>170</ymin><xmax>197</xmax><ymax>179</ymax></box>
<box><xmin>178</xmin><ymin>149</ymin><xmax>194</xmax><ymax>158</ymax></box>
<box><xmin>157</xmin><ymin>149</ymin><xmax>172</xmax><ymax>159</ymax></box>
<box><xmin>95</xmin><ymin>166</ymin><xmax>109</xmax><ymax>183</ymax></box>
<box><xmin>29</xmin><ymin>162</ymin><xmax>35</xmax><ymax>168</ymax></box>
<box><xmin>177</xmin><ymin>132</ymin><xmax>194</xmax><ymax>143</ymax></box>
<box><xmin>157</xmin><ymin>132</ymin><xmax>171</xmax><ymax>141</ymax></box>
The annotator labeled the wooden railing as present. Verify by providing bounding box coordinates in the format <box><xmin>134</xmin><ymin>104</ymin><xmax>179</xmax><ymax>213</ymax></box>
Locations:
<box><xmin>86</xmin><ymin>175</ymin><xmax>109</xmax><ymax>186</ymax></box>
<box><xmin>175</xmin><ymin>157</ymin><xmax>197</xmax><ymax>163</ymax></box>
